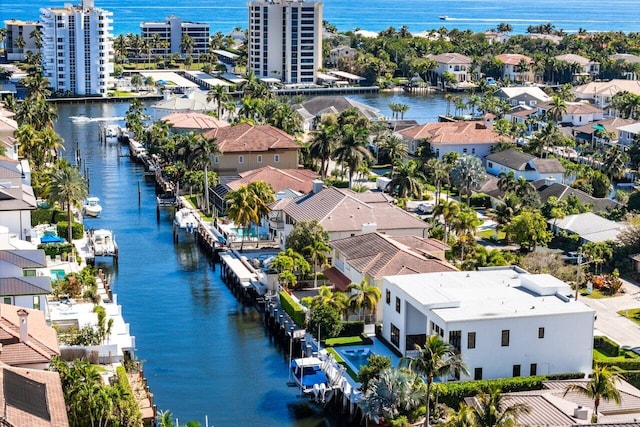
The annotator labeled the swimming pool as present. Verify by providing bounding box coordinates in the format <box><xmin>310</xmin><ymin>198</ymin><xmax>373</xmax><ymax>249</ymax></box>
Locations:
<box><xmin>50</xmin><ymin>269</ymin><xmax>66</xmax><ymax>281</ymax></box>
<box><xmin>335</xmin><ymin>338</ymin><xmax>400</xmax><ymax>374</ymax></box>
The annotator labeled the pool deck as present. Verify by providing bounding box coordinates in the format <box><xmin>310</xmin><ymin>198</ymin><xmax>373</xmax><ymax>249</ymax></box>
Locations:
<box><xmin>335</xmin><ymin>338</ymin><xmax>401</xmax><ymax>375</ymax></box>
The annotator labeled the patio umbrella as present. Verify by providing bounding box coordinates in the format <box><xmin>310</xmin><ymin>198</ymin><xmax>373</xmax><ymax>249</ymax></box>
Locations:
<box><xmin>40</xmin><ymin>234</ymin><xmax>64</xmax><ymax>244</ymax></box>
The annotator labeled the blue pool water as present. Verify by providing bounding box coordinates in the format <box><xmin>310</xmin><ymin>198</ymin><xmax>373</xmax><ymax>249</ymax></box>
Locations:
<box><xmin>335</xmin><ymin>338</ymin><xmax>401</xmax><ymax>374</ymax></box>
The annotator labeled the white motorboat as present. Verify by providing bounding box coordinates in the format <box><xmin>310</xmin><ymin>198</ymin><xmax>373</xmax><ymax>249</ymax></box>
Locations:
<box><xmin>174</xmin><ymin>207</ymin><xmax>198</xmax><ymax>232</ymax></box>
<box><xmin>104</xmin><ymin>124</ymin><xmax>120</xmax><ymax>142</ymax></box>
<box><xmin>90</xmin><ymin>229</ymin><xmax>118</xmax><ymax>257</ymax></box>
<box><xmin>70</xmin><ymin>115</ymin><xmax>91</xmax><ymax>123</ymax></box>
<box><xmin>83</xmin><ymin>197</ymin><xmax>103</xmax><ymax>218</ymax></box>
<box><xmin>439</xmin><ymin>15</ymin><xmax>448</xmax><ymax>20</ymax></box>
<box><xmin>290</xmin><ymin>357</ymin><xmax>329</xmax><ymax>393</ymax></box>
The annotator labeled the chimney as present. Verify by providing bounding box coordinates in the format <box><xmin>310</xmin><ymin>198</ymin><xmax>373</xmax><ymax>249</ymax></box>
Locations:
<box><xmin>312</xmin><ymin>179</ymin><xmax>324</xmax><ymax>194</ymax></box>
<box><xmin>361</xmin><ymin>222</ymin><xmax>377</xmax><ymax>234</ymax></box>
<box><xmin>544</xmin><ymin>176</ymin><xmax>556</xmax><ymax>187</ymax></box>
<box><xmin>17</xmin><ymin>309</ymin><xmax>29</xmax><ymax>343</ymax></box>
<box><xmin>163</xmin><ymin>89</ymin><xmax>171</xmax><ymax>101</ymax></box>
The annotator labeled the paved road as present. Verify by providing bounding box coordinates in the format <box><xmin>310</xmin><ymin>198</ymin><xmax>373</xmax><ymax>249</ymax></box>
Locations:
<box><xmin>578</xmin><ymin>279</ymin><xmax>640</xmax><ymax>347</ymax></box>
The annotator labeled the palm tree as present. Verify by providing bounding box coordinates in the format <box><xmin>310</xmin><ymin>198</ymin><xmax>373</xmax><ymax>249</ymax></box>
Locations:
<box><xmin>450</xmin><ymin>155</ymin><xmax>487</xmax><ymax>205</ymax></box>
<box><xmin>310</xmin><ymin>286</ymin><xmax>348</xmax><ymax>316</ymax></box>
<box><xmin>424</xmin><ymin>158</ymin><xmax>449</xmax><ymax>205</ymax></box>
<box><xmin>400</xmin><ymin>334</ymin><xmax>468</xmax><ymax>427</ymax></box>
<box><xmin>180</xmin><ymin>34</ymin><xmax>194</xmax><ymax>68</ymax></box>
<box><xmin>303</xmin><ymin>238</ymin><xmax>330</xmax><ymax>288</ymax></box>
<box><xmin>158</xmin><ymin>410</ymin><xmax>174</xmax><ymax>427</ymax></box>
<box><xmin>246</xmin><ymin>181</ymin><xmax>275</xmax><ymax>247</ymax></box>
<box><xmin>547</xmin><ymin>95</ymin><xmax>567</xmax><ymax>123</ymax></box>
<box><xmin>564</xmin><ymin>364</ymin><xmax>622</xmax><ymax>423</ymax></box>
<box><xmin>207</xmin><ymin>85</ymin><xmax>232</xmax><ymax>119</ymax></box>
<box><xmin>444</xmin><ymin>402</ymin><xmax>474</xmax><ymax>427</ymax></box>
<box><xmin>388</xmin><ymin>160</ymin><xmax>425</xmax><ymax>199</ymax></box>
<box><xmin>309</xmin><ymin>123</ymin><xmax>337</xmax><ymax>178</ymax></box>
<box><xmin>470</xmin><ymin>384</ymin><xmax>531</xmax><ymax>427</ymax></box>
<box><xmin>359</xmin><ymin>368</ymin><xmax>425</xmax><ymax>424</ymax></box>
<box><xmin>331</xmin><ymin>125</ymin><xmax>372</xmax><ymax>188</ymax></box>
<box><xmin>347</xmin><ymin>280</ymin><xmax>381</xmax><ymax>322</ymax></box>
<box><xmin>497</xmin><ymin>171</ymin><xmax>518</xmax><ymax>194</ymax></box>
<box><xmin>379</xmin><ymin>134</ymin><xmax>409</xmax><ymax>168</ymax></box>
<box><xmin>187</xmin><ymin>134</ymin><xmax>220</xmax><ymax>214</ymax></box>
<box><xmin>48</xmin><ymin>162</ymin><xmax>88</xmax><ymax>243</ymax></box>
<box><xmin>529</xmin><ymin>121</ymin><xmax>562</xmax><ymax>158</ymax></box>
<box><xmin>225</xmin><ymin>186</ymin><xmax>259</xmax><ymax>251</ymax></box>
<box><xmin>601</xmin><ymin>145</ymin><xmax>628</xmax><ymax>181</ymax></box>
<box><xmin>434</xmin><ymin>199</ymin><xmax>460</xmax><ymax>242</ymax></box>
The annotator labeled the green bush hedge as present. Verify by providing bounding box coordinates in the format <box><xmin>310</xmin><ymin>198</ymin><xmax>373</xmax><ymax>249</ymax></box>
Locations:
<box><xmin>38</xmin><ymin>242</ymin><xmax>75</xmax><ymax>258</ymax></box>
<box><xmin>279</xmin><ymin>291</ymin><xmax>306</xmax><ymax>327</ymax></box>
<box><xmin>56</xmin><ymin>222</ymin><xmax>84</xmax><ymax>240</ymax></box>
<box><xmin>436</xmin><ymin>376</ymin><xmax>545</xmax><ymax>408</ymax></box>
<box><xmin>31</xmin><ymin>208</ymin><xmax>65</xmax><ymax>226</ymax></box>
<box><xmin>594</xmin><ymin>336</ymin><xmax>620</xmax><ymax>357</ymax></box>
<box><xmin>339</xmin><ymin>321</ymin><xmax>365</xmax><ymax>337</ymax></box>
<box><xmin>546</xmin><ymin>372</ymin><xmax>586</xmax><ymax>380</ymax></box>
<box><xmin>469</xmin><ymin>193</ymin><xmax>492</xmax><ymax>209</ymax></box>
<box><xmin>624</xmin><ymin>370</ymin><xmax>640</xmax><ymax>389</ymax></box>
<box><xmin>597</xmin><ymin>359</ymin><xmax>640</xmax><ymax>371</ymax></box>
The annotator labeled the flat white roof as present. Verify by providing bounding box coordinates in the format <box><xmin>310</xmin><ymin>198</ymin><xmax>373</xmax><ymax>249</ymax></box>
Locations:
<box><xmin>139</xmin><ymin>71</ymin><xmax>198</xmax><ymax>89</ymax></box>
<box><xmin>316</xmin><ymin>72</ymin><xmax>339</xmax><ymax>82</ymax></box>
<box><xmin>220</xmin><ymin>253</ymin><xmax>256</xmax><ymax>284</ymax></box>
<box><xmin>219</xmin><ymin>73</ymin><xmax>247</xmax><ymax>84</ymax></box>
<box><xmin>386</xmin><ymin>269</ymin><xmax>593</xmax><ymax>322</ymax></box>
<box><xmin>213</xmin><ymin>49</ymin><xmax>239</xmax><ymax>60</ymax></box>
<box><xmin>184</xmin><ymin>71</ymin><xmax>232</xmax><ymax>87</ymax></box>
<box><xmin>328</xmin><ymin>70</ymin><xmax>365</xmax><ymax>81</ymax></box>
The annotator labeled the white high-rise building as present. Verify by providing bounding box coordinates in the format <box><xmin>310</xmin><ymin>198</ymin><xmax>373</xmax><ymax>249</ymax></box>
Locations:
<box><xmin>140</xmin><ymin>16</ymin><xmax>209</xmax><ymax>59</ymax></box>
<box><xmin>40</xmin><ymin>0</ymin><xmax>114</xmax><ymax>96</ymax></box>
<box><xmin>248</xmin><ymin>0</ymin><xmax>323</xmax><ymax>84</ymax></box>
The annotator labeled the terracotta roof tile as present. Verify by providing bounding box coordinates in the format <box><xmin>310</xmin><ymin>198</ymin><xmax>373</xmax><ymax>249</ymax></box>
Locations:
<box><xmin>161</xmin><ymin>112</ymin><xmax>229</xmax><ymax>130</ymax></box>
<box><xmin>495</xmin><ymin>53</ymin><xmax>533</xmax><ymax>65</ymax></box>
<box><xmin>399</xmin><ymin>122</ymin><xmax>506</xmax><ymax>144</ymax></box>
<box><xmin>227</xmin><ymin>166</ymin><xmax>319</xmax><ymax>193</ymax></box>
<box><xmin>202</xmin><ymin>123</ymin><xmax>300</xmax><ymax>153</ymax></box>
<box><xmin>0</xmin><ymin>305</ymin><xmax>60</xmax><ymax>367</ymax></box>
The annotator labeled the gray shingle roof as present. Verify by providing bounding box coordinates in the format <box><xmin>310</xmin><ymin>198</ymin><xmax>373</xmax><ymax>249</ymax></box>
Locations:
<box><xmin>485</xmin><ymin>149</ymin><xmax>535</xmax><ymax>171</ymax></box>
<box><xmin>0</xmin><ymin>278</ymin><xmax>51</xmax><ymax>296</ymax></box>
<box><xmin>294</xmin><ymin>96</ymin><xmax>382</xmax><ymax>121</ymax></box>
<box><xmin>532</xmin><ymin>180</ymin><xmax>621</xmax><ymax>212</ymax></box>
<box><xmin>0</xmin><ymin>251</ymin><xmax>47</xmax><ymax>268</ymax></box>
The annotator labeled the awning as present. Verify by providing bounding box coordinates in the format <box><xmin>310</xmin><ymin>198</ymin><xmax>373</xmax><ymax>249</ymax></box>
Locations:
<box><xmin>592</xmin><ymin>124</ymin><xmax>606</xmax><ymax>131</ymax></box>
<box><xmin>323</xmin><ymin>267</ymin><xmax>351</xmax><ymax>292</ymax></box>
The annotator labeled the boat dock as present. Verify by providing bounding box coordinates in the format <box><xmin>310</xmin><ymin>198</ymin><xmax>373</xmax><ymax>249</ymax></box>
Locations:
<box><xmin>86</xmin><ymin>228</ymin><xmax>119</xmax><ymax>265</ymax></box>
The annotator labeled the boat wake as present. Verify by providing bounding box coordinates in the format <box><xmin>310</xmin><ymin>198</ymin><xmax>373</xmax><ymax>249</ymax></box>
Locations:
<box><xmin>70</xmin><ymin>116</ymin><xmax>125</xmax><ymax>123</ymax></box>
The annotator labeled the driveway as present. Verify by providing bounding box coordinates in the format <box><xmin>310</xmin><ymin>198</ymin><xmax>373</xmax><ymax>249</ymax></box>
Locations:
<box><xmin>578</xmin><ymin>279</ymin><xmax>640</xmax><ymax>347</ymax></box>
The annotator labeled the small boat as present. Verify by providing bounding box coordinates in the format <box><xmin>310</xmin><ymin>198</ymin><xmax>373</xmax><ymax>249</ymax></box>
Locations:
<box><xmin>90</xmin><ymin>229</ymin><xmax>118</xmax><ymax>257</ymax></box>
<box><xmin>103</xmin><ymin>124</ymin><xmax>120</xmax><ymax>142</ymax></box>
<box><xmin>70</xmin><ymin>115</ymin><xmax>91</xmax><ymax>123</ymax></box>
<box><xmin>439</xmin><ymin>15</ymin><xmax>448</xmax><ymax>20</ymax></box>
<box><xmin>290</xmin><ymin>357</ymin><xmax>329</xmax><ymax>394</ymax></box>
<box><xmin>174</xmin><ymin>207</ymin><xmax>198</xmax><ymax>233</ymax></box>
<box><xmin>83</xmin><ymin>197</ymin><xmax>103</xmax><ymax>218</ymax></box>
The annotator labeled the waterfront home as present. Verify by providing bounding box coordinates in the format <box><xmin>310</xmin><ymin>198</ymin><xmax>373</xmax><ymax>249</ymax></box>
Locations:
<box><xmin>503</xmin><ymin>104</ymin><xmax>537</xmax><ymax>131</ymax></box>
<box><xmin>610</xmin><ymin>53</ymin><xmax>640</xmax><ymax>80</ymax></box>
<box><xmin>573</xmin><ymin>79</ymin><xmax>640</xmax><ymax>110</ymax></box>
<box><xmin>425</xmin><ymin>52</ymin><xmax>475</xmax><ymax>85</ymax></box>
<box><xmin>273</xmin><ymin>186</ymin><xmax>429</xmax><ymax>248</ymax></box>
<box><xmin>326</xmin><ymin>45</ymin><xmax>357</xmax><ymax>68</ymax></box>
<box><xmin>0</xmin><ymin>362</ymin><xmax>69</xmax><ymax>427</ymax></box>
<box><xmin>0</xmin><ymin>158</ymin><xmax>36</xmax><ymax>240</ymax></box>
<box><xmin>616</xmin><ymin>122</ymin><xmax>640</xmax><ymax>149</ymax></box>
<box><xmin>532</xmin><ymin>179</ymin><xmax>622</xmax><ymax>213</ymax></box>
<box><xmin>537</xmin><ymin>101</ymin><xmax>603</xmax><ymax>126</ymax></box>
<box><xmin>572</xmin><ymin>117</ymin><xmax>635</xmax><ymax>146</ymax></box>
<box><xmin>484</xmin><ymin>149</ymin><xmax>565</xmax><ymax>183</ymax></box>
<box><xmin>293</xmin><ymin>96</ymin><xmax>383</xmax><ymax>131</ymax></box>
<box><xmin>211</xmin><ymin>166</ymin><xmax>319</xmax><ymax>216</ymax></box>
<box><xmin>494</xmin><ymin>54</ymin><xmax>538</xmax><ymax>83</ymax></box>
<box><xmin>0</xmin><ymin>108</ymin><xmax>19</xmax><ymax>160</ymax></box>
<box><xmin>554</xmin><ymin>53</ymin><xmax>600</xmax><ymax>80</ymax></box>
<box><xmin>398</xmin><ymin>121</ymin><xmax>507</xmax><ymax>161</ymax></box>
<box><xmin>149</xmin><ymin>87</ymin><xmax>213</xmax><ymax>120</ymax></box>
<box><xmin>548</xmin><ymin>212</ymin><xmax>627</xmax><ymax>244</ymax></box>
<box><xmin>202</xmin><ymin>123</ymin><xmax>300</xmax><ymax>175</ymax></box>
<box><xmin>326</xmin><ymin>232</ymin><xmax>456</xmax><ymax>322</ymax></box>
<box><xmin>0</xmin><ymin>304</ymin><xmax>60</xmax><ymax>369</ymax></box>
<box><xmin>483</xmin><ymin>30</ymin><xmax>510</xmax><ymax>44</ymax></box>
<box><xmin>381</xmin><ymin>268</ymin><xmax>594</xmax><ymax>380</ymax></box>
<box><xmin>160</xmin><ymin>112</ymin><xmax>229</xmax><ymax>134</ymax></box>
<box><xmin>0</xmin><ymin>243</ymin><xmax>51</xmax><ymax>316</ymax></box>
<box><xmin>494</xmin><ymin>86</ymin><xmax>551</xmax><ymax>107</ymax></box>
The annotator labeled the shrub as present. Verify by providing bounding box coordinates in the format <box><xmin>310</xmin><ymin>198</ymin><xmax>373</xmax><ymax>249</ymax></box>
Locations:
<box><xmin>339</xmin><ymin>321</ymin><xmax>365</xmax><ymax>337</ymax></box>
<box><xmin>308</xmin><ymin>304</ymin><xmax>343</xmax><ymax>339</ymax></box>
<box><xmin>624</xmin><ymin>370</ymin><xmax>640</xmax><ymax>389</ymax></box>
<box><xmin>279</xmin><ymin>291</ymin><xmax>306</xmax><ymax>327</ymax></box>
<box><xmin>436</xmin><ymin>376</ymin><xmax>545</xmax><ymax>408</ymax></box>
<box><xmin>56</xmin><ymin>221</ymin><xmax>84</xmax><ymax>240</ymax></box>
<box><xmin>594</xmin><ymin>336</ymin><xmax>620</xmax><ymax>357</ymax></box>
<box><xmin>469</xmin><ymin>193</ymin><xmax>492</xmax><ymax>208</ymax></box>
<box><xmin>38</xmin><ymin>242</ymin><xmax>75</xmax><ymax>258</ymax></box>
<box><xmin>31</xmin><ymin>208</ymin><xmax>64</xmax><ymax>226</ymax></box>
<box><xmin>546</xmin><ymin>372</ymin><xmax>586</xmax><ymax>380</ymax></box>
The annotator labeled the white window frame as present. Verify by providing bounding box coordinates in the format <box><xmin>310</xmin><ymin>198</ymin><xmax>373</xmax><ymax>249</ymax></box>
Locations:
<box><xmin>238</xmin><ymin>155</ymin><xmax>244</xmax><ymax>164</ymax></box>
<box><xmin>274</xmin><ymin>154</ymin><xmax>280</xmax><ymax>162</ymax></box>
<box><xmin>257</xmin><ymin>154</ymin><xmax>263</xmax><ymax>163</ymax></box>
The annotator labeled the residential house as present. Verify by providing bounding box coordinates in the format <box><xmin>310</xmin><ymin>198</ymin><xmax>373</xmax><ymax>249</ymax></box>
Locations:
<box><xmin>573</xmin><ymin>79</ymin><xmax>640</xmax><ymax>110</ymax></box>
<box><xmin>610</xmin><ymin>53</ymin><xmax>640</xmax><ymax>80</ymax></box>
<box><xmin>425</xmin><ymin>52</ymin><xmax>474</xmax><ymax>85</ymax></box>
<box><xmin>537</xmin><ymin>101</ymin><xmax>603</xmax><ymax>126</ymax></box>
<box><xmin>572</xmin><ymin>117</ymin><xmax>635</xmax><ymax>146</ymax></box>
<box><xmin>617</xmin><ymin>122</ymin><xmax>640</xmax><ymax>149</ymax></box>
<box><xmin>554</xmin><ymin>53</ymin><xmax>600</xmax><ymax>79</ymax></box>
<box><xmin>202</xmin><ymin>123</ymin><xmax>300</xmax><ymax>175</ymax></box>
<box><xmin>160</xmin><ymin>112</ymin><xmax>229</xmax><ymax>134</ymax></box>
<box><xmin>274</xmin><ymin>187</ymin><xmax>429</xmax><ymax>248</ymax></box>
<box><xmin>398</xmin><ymin>121</ymin><xmax>507</xmax><ymax>160</ymax></box>
<box><xmin>0</xmin><ymin>108</ymin><xmax>19</xmax><ymax>160</ymax></box>
<box><xmin>503</xmin><ymin>104</ymin><xmax>537</xmax><ymax>131</ymax></box>
<box><xmin>532</xmin><ymin>179</ymin><xmax>622</xmax><ymax>213</ymax></box>
<box><xmin>484</xmin><ymin>149</ymin><xmax>565</xmax><ymax>183</ymax></box>
<box><xmin>494</xmin><ymin>54</ymin><xmax>536</xmax><ymax>83</ymax></box>
<box><xmin>494</xmin><ymin>86</ymin><xmax>551</xmax><ymax>108</ymax></box>
<box><xmin>0</xmin><ymin>242</ymin><xmax>51</xmax><ymax>315</ymax></box>
<box><xmin>483</xmin><ymin>31</ymin><xmax>510</xmax><ymax>44</ymax></box>
<box><xmin>381</xmin><ymin>268</ymin><xmax>594</xmax><ymax>380</ymax></box>
<box><xmin>0</xmin><ymin>157</ymin><xmax>37</xmax><ymax>240</ymax></box>
<box><xmin>150</xmin><ymin>88</ymin><xmax>215</xmax><ymax>120</ymax></box>
<box><xmin>327</xmin><ymin>45</ymin><xmax>356</xmax><ymax>68</ymax></box>
<box><xmin>549</xmin><ymin>212</ymin><xmax>627</xmax><ymax>244</ymax></box>
<box><xmin>0</xmin><ymin>362</ymin><xmax>69</xmax><ymax>427</ymax></box>
<box><xmin>0</xmin><ymin>304</ymin><xmax>60</xmax><ymax>370</ymax></box>
<box><xmin>293</xmin><ymin>96</ymin><xmax>383</xmax><ymax>131</ymax></box>
<box><xmin>211</xmin><ymin>166</ymin><xmax>319</xmax><ymax>216</ymax></box>
<box><xmin>326</xmin><ymin>232</ymin><xmax>456</xmax><ymax>321</ymax></box>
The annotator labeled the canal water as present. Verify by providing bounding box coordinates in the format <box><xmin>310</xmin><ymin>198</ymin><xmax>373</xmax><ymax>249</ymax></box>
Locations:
<box><xmin>53</xmin><ymin>92</ymin><xmax>448</xmax><ymax>426</ymax></box>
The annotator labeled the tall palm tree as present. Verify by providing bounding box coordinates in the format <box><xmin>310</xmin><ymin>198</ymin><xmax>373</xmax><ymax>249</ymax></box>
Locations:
<box><xmin>400</xmin><ymin>334</ymin><xmax>469</xmax><ymax>427</ymax></box>
<box><xmin>207</xmin><ymin>85</ymin><xmax>232</xmax><ymax>119</ymax></box>
<box><xmin>434</xmin><ymin>199</ymin><xmax>460</xmax><ymax>242</ymax></box>
<box><xmin>48</xmin><ymin>163</ymin><xmax>88</xmax><ymax>242</ymax></box>
<box><xmin>497</xmin><ymin>171</ymin><xmax>518</xmax><ymax>194</ymax></box>
<box><xmin>470</xmin><ymin>385</ymin><xmax>531</xmax><ymax>427</ymax></box>
<box><xmin>309</xmin><ymin>123</ymin><xmax>337</xmax><ymax>178</ymax></box>
<box><xmin>424</xmin><ymin>158</ymin><xmax>449</xmax><ymax>205</ymax></box>
<box><xmin>379</xmin><ymin>134</ymin><xmax>409</xmax><ymax>168</ymax></box>
<box><xmin>180</xmin><ymin>34</ymin><xmax>194</xmax><ymax>68</ymax></box>
<box><xmin>564</xmin><ymin>364</ymin><xmax>622</xmax><ymax>422</ymax></box>
<box><xmin>601</xmin><ymin>145</ymin><xmax>628</xmax><ymax>181</ymax></box>
<box><xmin>303</xmin><ymin>238</ymin><xmax>330</xmax><ymax>288</ymax></box>
<box><xmin>547</xmin><ymin>95</ymin><xmax>567</xmax><ymax>123</ymax></box>
<box><xmin>187</xmin><ymin>134</ymin><xmax>220</xmax><ymax>214</ymax></box>
<box><xmin>347</xmin><ymin>279</ymin><xmax>381</xmax><ymax>322</ymax></box>
<box><xmin>388</xmin><ymin>160</ymin><xmax>425</xmax><ymax>198</ymax></box>
<box><xmin>225</xmin><ymin>186</ymin><xmax>259</xmax><ymax>251</ymax></box>
<box><xmin>246</xmin><ymin>181</ymin><xmax>275</xmax><ymax>246</ymax></box>
<box><xmin>331</xmin><ymin>124</ymin><xmax>371</xmax><ymax>188</ymax></box>
<box><xmin>310</xmin><ymin>286</ymin><xmax>348</xmax><ymax>317</ymax></box>
<box><xmin>450</xmin><ymin>155</ymin><xmax>487</xmax><ymax>205</ymax></box>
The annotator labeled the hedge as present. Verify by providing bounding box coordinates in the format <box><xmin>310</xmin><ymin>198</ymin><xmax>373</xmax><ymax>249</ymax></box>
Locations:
<box><xmin>594</xmin><ymin>335</ymin><xmax>620</xmax><ymax>357</ymax></box>
<box><xmin>116</xmin><ymin>366</ymin><xmax>131</xmax><ymax>390</ymax></box>
<box><xmin>436</xmin><ymin>376</ymin><xmax>546</xmax><ymax>408</ymax></box>
<box><xmin>546</xmin><ymin>372</ymin><xmax>586</xmax><ymax>380</ymax></box>
<box><xmin>279</xmin><ymin>291</ymin><xmax>306</xmax><ymax>327</ymax></box>
<box><xmin>38</xmin><ymin>242</ymin><xmax>75</xmax><ymax>258</ymax></box>
<box><xmin>596</xmin><ymin>359</ymin><xmax>640</xmax><ymax>371</ymax></box>
<box><xmin>624</xmin><ymin>370</ymin><xmax>640</xmax><ymax>389</ymax></box>
<box><xmin>339</xmin><ymin>321</ymin><xmax>365</xmax><ymax>337</ymax></box>
<box><xmin>56</xmin><ymin>221</ymin><xmax>84</xmax><ymax>240</ymax></box>
<box><xmin>469</xmin><ymin>193</ymin><xmax>492</xmax><ymax>209</ymax></box>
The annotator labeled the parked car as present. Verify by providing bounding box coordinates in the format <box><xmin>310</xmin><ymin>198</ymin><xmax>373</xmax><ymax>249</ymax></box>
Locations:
<box><xmin>417</xmin><ymin>202</ymin><xmax>435</xmax><ymax>214</ymax></box>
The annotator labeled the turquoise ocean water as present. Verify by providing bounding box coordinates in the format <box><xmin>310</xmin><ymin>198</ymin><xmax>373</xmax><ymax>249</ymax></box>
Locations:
<box><xmin>3</xmin><ymin>0</ymin><xmax>640</xmax><ymax>36</ymax></box>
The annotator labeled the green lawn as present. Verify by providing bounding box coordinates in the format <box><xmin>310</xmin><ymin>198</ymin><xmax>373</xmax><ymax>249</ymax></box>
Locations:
<box><xmin>582</xmin><ymin>289</ymin><xmax>607</xmax><ymax>299</ymax></box>
<box><xmin>325</xmin><ymin>336</ymin><xmax>367</xmax><ymax>346</ymax></box>
<box><xmin>618</xmin><ymin>308</ymin><xmax>640</xmax><ymax>325</ymax></box>
<box><xmin>478</xmin><ymin>229</ymin><xmax>506</xmax><ymax>241</ymax></box>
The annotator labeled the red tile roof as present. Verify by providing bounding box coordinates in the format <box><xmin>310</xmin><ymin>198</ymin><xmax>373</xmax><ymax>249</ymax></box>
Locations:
<box><xmin>228</xmin><ymin>166</ymin><xmax>319</xmax><ymax>193</ymax></box>
<box><xmin>161</xmin><ymin>112</ymin><xmax>230</xmax><ymax>130</ymax></box>
<box><xmin>0</xmin><ymin>304</ymin><xmax>59</xmax><ymax>367</ymax></box>
<box><xmin>495</xmin><ymin>53</ymin><xmax>533</xmax><ymax>65</ymax></box>
<box><xmin>399</xmin><ymin>122</ymin><xmax>506</xmax><ymax>144</ymax></box>
<box><xmin>202</xmin><ymin>123</ymin><xmax>300</xmax><ymax>153</ymax></box>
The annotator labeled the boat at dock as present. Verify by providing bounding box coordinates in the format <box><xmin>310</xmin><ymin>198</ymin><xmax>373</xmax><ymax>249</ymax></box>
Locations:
<box><xmin>88</xmin><ymin>229</ymin><xmax>118</xmax><ymax>257</ymax></box>
<box><xmin>174</xmin><ymin>207</ymin><xmax>198</xmax><ymax>234</ymax></box>
<box><xmin>101</xmin><ymin>124</ymin><xmax>121</xmax><ymax>143</ymax></box>
<box><xmin>291</xmin><ymin>357</ymin><xmax>330</xmax><ymax>394</ymax></box>
<box><xmin>83</xmin><ymin>197</ymin><xmax>103</xmax><ymax>218</ymax></box>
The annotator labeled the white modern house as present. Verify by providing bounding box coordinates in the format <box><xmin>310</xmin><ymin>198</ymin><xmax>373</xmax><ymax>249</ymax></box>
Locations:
<box><xmin>140</xmin><ymin>15</ymin><xmax>209</xmax><ymax>59</ymax></box>
<box><xmin>617</xmin><ymin>122</ymin><xmax>640</xmax><ymax>149</ymax></box>
<box><xmin>537</xmin><ymin>101</ymin><xmax>604</xmax><ymax>126</ymax></box>
<box><xmin>485</xmin><ymin>149</ymin><xmax>565</xmax><ymax>183</ymax></box>
<box><xmin>426</xmin><ymin>52</ymin><xmax>474</xmax><ymax>84</ymax></box>
<box><xmin>248</xmin><ymin>0</ymin><xmax>323</xmax><ymax>84</ymax></box>
<box><xmin>40</xmin><ymin>0</ymin><xmax>114</xmax><ymax>96</ymax></box>
<box><xmin>0</xmin><ymin>158</ymin><xmax>36</xmax><ymax>240</ymax></box>
<box><xmin>382</xmin><ymin>268</ymin><xmax>594</xmax><ymax>381</ymax></box>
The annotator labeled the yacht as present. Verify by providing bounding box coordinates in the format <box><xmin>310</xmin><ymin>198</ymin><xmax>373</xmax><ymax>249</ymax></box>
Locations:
<box><xmin>89</xmin><ymin>229</ymin><xmax>118</xmax><ymax>257</ymax></box>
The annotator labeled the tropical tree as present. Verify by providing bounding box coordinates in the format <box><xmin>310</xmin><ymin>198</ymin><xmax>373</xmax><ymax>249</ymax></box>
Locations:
<box><xmin>564</xmin><ymin>364</ymin><xmax>622</xmax><ymax>423</ymax></box>
<box><xmin>347</xmin><ymin>279</ymin><xmax>381</xmax><ymax>322</ymax></box>
<box><xmin>400</xmin><ymin>334</ymin><xmax>468</xmax><ymax>427</ymax></box>
<box><xmin>304</xmin><ymin>238</ymin><xmax>331</xmax><ymax>287</ymax></box>
<box><xmin>504</xmin><ymin>210</ymin><xmax>552</xmax><ymax>251</ymax></box>
<box><xmin>225</xmin><ymin>186</ymin><xmax>259</xmax><ymax>251</ymax></box>
<box><xmin>246</xmin><ymin>181</ymin><xmax>276</xmax><ymax>246</ymax></box>
<box><xmin>601</xmin><ymin>145</ymin><xmax>628</xmax><ymax>181</ymax></box>
<box><xmin>48</xmin><ymin>162</ymin><xmax>88</xmax><ymax>242</ymax></box>
<box><xmin>547</xmin><ymin>95</ymin><xmax>567</xmax><ymax>123</ymax></box>
<box><xmin>434</xmin><ymin>199</ymin><xmax>460</xmax><ymax>242</ymax></box>
<box><xmin>450</xmin><ymin>155</ymin><xmax>487</xmax><ymax>205</ymax></box>
<box><xmin>331</xmin><ymin>124</ymin><xmax>372</xmax><ymax>188</ymax></box>
<box><xmin>180</xmin><ymin>34</ymin><xmax>194</xmax><ymax>68</ymax></box>
<box><xmin>187</xmin><ymin>134</ymin><xmax>220</xmax><ymax>214</ymax></box>
<box><xmin>286</xmin><ymin>220</ymin><xmax>330</xmax><ymax>256</ymax></box>
<box><xmin>424</xmin><ymin>158</ymin><xmax>449</xmax><ymax>205</ymax></box>
<box><xmin>307</xmin><ymin>286</ymin><xmax>348</xmax><ymax>318</ymax></box>
<box><xmin>309</xmin><ymin>122</ymin><xmax>337</xmax><ymax>178</ymax></box>
<box><xmin>359</xmin><ymin>368</ymin><xmax>425</xmax><ymax>425</ymax></box>
<box><xmin>470</xmin><ymin>385</ymin><xmax>531</xmax><ymax>427</ymax></box>
<box><xmin>444</xmin><ymin>402</ymin><xmax>474</xmax><ymax>427</ymax></box>
<box><xmin>582</xmin><ymin>241</ymin><xmax>614</xmax><ymax>274</ymax></box>
<box><xmin>207</xmin><ymin>85</ymin><xmax>232</xmax><ymax>119</ymax></box>
<box><xmin>528</xmin><ymin>121</ymin><xmax>563</xmax><ymax>158</ymax></box>
<box><xmin>388</xmin><ymin>160</ymin><xmax>425</xmax><ymax>199</ymax></box>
